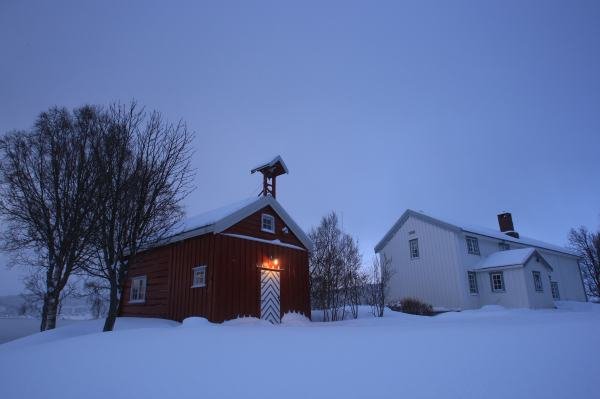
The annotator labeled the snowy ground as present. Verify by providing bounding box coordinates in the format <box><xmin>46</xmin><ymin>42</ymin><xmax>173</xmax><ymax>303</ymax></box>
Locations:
<box><xmin>0</xmin><ymin>302</ymin><xmax>599</xmax><ymax>399</ymax></box>
<box><xmin>0</xmin><ymin>318</ymin><xmax>90</xmax><ymax>344</ymax></box>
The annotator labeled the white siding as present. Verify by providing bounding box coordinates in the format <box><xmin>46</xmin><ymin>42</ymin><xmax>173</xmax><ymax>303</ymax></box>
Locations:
<box><xmin>379</xmin><ymin>214</ymin><xmax>586</xmax><ymax>310</ymax></box>
<box><xmin>523</xmin><ymin>258</ymin><xmax>555</xmax><ymax>309</ymax></box>
<box><xmin>456</xmin><ymin>233</ymin><xmax>489</xmax><ymax>309</ymax></box>
<box><xmin>379</xmin><ymin>215</ymin><xmax>463</xmax><ymax>310</ymax></box>
<box><xmin>457</xmin><ymin>232</ymin><xmax>586</xmax><ymax>305</ymax></box>
<box><xmin>539</xmin><ymin>251</ymin><xmax>586</xmax><ymax>302</ymax></box>
<box><xmin>477</xmin><ymin>268</ymin><xmax>530</xmax><ymax>308</ymax></box>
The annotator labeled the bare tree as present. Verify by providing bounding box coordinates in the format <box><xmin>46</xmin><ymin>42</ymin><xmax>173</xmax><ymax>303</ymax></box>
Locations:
<box><xmin>84</xmin><ymin>102</ymin><xmax>194</xmax><ymax>331</ymax></box>
<box><xmin>368</xmin><ymin>254</ymin><xmax>393</xmax><ymax>317</ymax></box>
<box><xmin>569</xmin><ymin>226</ymin><xmax>600</xmax><ymax>299</ymax></box>
<box><xmin>339</xmin><ymin>234</ymin><xmax>364</xmax><ymax>319</ymax></box>
<box><xmin>83</xmin><ymin>279</ymin><xmax>109</xmax><ymax>319</ymax></box>
<box><xmin>0</xmin><ymin>107</ymin><xmax>100</xmax><ymax>330</ymax></box>
<box><xmin>309</xmin><ymin>212</ymin><xmax>363</xmax><ymax>321</ymax></box>
<box><xmin>21</xmin><ymin>268</ymin><xmax>80</xmax><ymax>318</ymax></box>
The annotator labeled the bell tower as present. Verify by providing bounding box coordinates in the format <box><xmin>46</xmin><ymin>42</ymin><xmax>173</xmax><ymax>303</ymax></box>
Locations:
<box><xmin>251</xmin><ymin>156</ymin><xmax>288</xmax><ymax>198</ymax></box>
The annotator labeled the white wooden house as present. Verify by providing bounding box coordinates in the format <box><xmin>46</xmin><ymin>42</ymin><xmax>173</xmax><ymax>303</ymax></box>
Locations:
<box><xmin>374</xmin><ymin>211</ymin><xmax>587</xmax><ymax>310</ymax></box>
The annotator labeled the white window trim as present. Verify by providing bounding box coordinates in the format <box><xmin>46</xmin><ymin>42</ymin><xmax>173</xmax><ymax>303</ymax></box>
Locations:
<box><xmin>191</xmin><ymin>265</ymin><xmax>207</xmax><ymax>288</ymax></box>
<box><xmin>261</xmin><ymin>213</ymin><xmax>275</xmax><ymax>234</ymax></box>
<box><xmin>468</xmin><ymin>271</ymin><xmax>479</xmax><ymax>295</ymax></box>
<box><xmin>409</xmin><ymin>238</ymin><xmax>419</xmax><ymax>259</ymax></box>
<box><xmin>532</xmin><ymin>271</ymin><xmax>543</xmax><ymax>292</ymax></box>
<box><xmin>551</xmin><ymin>281</ymin><xmax>560</xmax><ymax>300</ymax></box>
<box><xmin>466</xmin><ymin>236</ymin><xmax>480</xmax><ymax>255</ymax></box>
<box><xmin>129</xmin><ymin>275</ymin><xmax>147</xmax><ymax>303</ymax></box>
<box><xmin>490</xmin><ymin>272</ymin><xmax>505</xmax><ymax>293</ymax></box>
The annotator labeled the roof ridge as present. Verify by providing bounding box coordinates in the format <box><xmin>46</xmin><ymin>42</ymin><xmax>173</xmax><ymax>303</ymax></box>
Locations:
<box><xmin>375</xmin><ymin>209</ymin><xmax>577</xmax><ymax>257</ymax></box>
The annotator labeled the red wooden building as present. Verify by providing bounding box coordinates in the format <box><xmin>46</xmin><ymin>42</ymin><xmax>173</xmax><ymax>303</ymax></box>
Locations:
<box><xmin>119</xmin><ymin>156</ymin><xmax>312</xmax><ymax>323</ymax></box>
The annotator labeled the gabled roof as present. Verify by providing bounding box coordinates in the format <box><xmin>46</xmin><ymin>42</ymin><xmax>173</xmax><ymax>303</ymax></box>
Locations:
<box><xmin>374</xmin><ymin>209</ymin><xmax>578</xmax><ymax>257</ymax></box>
<box><xmin>250</xmin><ymin>155</ymin><xmax>289</xmax><ymax>175</ymax></box>
<box><xmin>472</xmin><ymin>248</ymin><xmax>553</xmax><ymax>271</ymax></box>
<box><xmin>155</xmin><ymin>196</ymin><xmax>312</xmax><ymax>251</ymax></box>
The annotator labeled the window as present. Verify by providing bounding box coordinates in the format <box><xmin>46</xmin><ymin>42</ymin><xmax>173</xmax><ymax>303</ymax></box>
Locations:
<box><xmin>261</xmin><ymin>214</ymin><xmax>275</xmax><ymax>233</ymax></box>
<box><xmin>130</xmin><ymin>276</ymin><xmax>146</xmax><ymax>303</ymax></box>
<box><xmin>490</xmin><ymin>272</ymin><xmax>505</xmax><ymax>292</ymax></box>
<box><xmin>498</xmin><ymin>242</ymin><xmax>510</xmax><ymax>251</ymax></box>
<box><xmin>532</xmin><ymin>271</ymin><xmax>543</xmax><ymax>292</ymax></box>
<box><xmin>466</xmin><ymin>236</ymin><xmax>480</xmax><ymax>255</ymax></box>
<box><xmin>192</xmin><ymin>266</ymin><xmax>207</xmax><ymax>288</ymax></box>
<box><xmin>409</xmin><ymin>238</ymin><xmax>419</xmax><ymax>259</ymax></box>
<box><xmin>468</xmin><ymin>272</ymin><xmax>478</xmax><ymax>294</ymax></box>
<box><xmin>551</xmin><ymin>281</ymin><xmax>560</xmax><ymax>300</ymax></box>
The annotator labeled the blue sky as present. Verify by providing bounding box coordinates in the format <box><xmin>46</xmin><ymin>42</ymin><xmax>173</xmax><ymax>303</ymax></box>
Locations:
<box><xmin>1</xmin><ymin>1</ymin><xmax>599</xmax><ymax>294</ymax></box>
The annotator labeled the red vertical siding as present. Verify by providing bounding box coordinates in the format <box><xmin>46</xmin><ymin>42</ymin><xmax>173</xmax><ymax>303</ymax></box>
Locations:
<box><xmin>224</xmin><ymin>205</ymin><xmax>304</xmax><ymax>248</ymax></box>
<box><xmin>119</xmin><ymin>205</ymin><xmax>310</xmax><ymax>323</ymax></box>
<box><xmin>120</xmin><ymin>245</ymin><xmax>171</xmax><ymax>318</ymax></box>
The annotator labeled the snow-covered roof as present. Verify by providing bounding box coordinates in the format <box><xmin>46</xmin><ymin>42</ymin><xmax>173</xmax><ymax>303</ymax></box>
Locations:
<box><xmin>374</xmin><ymin>209</ymin><xmax>578</xmax><ymax>257</ymax></box>
<box><xmin>178</xmin><ymin>197</ymin><xmax>259</xmax><ymax>232</ymax></box>
<box><xmin>472</xmin><ymin>248</ymin><xmax>552</xmax><ymax>271</ymax></box>
<box><xmin>153</xmin><ymin>196</ymin><xmax>312</xmax><ymax>251</ymax></box>
<box><xmin>250</xmin><ymin>155</ymin><xmax>289</xmax><ymax>175</ymax></box>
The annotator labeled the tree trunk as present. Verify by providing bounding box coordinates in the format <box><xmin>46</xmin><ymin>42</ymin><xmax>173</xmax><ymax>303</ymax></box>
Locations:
<box><xmin>103</xmin><ymin>276</ymin><xmax>120</xmax><ymax>332</ymax></box>
<box><xmin>39</xmin><ymin>296</ymin><xmax>49</xmax><ymax>332</ymax></box>
<box><xmin>43</xmin><ymin>293</ymin><xmax>60</xmax><ymax>330</ymax></box>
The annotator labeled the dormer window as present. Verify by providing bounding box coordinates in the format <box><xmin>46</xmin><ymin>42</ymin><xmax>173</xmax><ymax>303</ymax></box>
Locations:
<box><xmin>261</xmin><ymin>214</ymin><xmax>275</xmax><ymax>233</ymax></box>
<box><xmin>499</xmin><ymin>242</ymin><xmax>510</xmax><ymax>251</ymax></box>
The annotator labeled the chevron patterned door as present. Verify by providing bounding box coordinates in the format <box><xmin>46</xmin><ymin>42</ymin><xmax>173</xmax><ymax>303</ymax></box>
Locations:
<box><xmin>260</xmin><ymin>269</ymin><xmax>281</xmax><ymax>324</ymax></box>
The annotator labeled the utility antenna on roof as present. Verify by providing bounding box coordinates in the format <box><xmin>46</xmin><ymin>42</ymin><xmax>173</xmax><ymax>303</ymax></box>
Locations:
<box><xmin>250</xmin><ymin>155</ymin><xmax>288</xmax><ymax>198</ymax></box>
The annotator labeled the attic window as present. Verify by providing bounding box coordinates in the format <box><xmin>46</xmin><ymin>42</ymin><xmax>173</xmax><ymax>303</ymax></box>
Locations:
<box><xmin>499</xmin><ymin>242</ymin><xmax>510</xmax><ymax>251</ymax></box>
<box><xmin>409</xmin><ymin>238</ymin><xmax>419</xmax><ymax>259</ymax></box>
<box><xmin>261</xmin><ymin>214</ymin><xmax>275</xmax><ymax>233</ymax></box>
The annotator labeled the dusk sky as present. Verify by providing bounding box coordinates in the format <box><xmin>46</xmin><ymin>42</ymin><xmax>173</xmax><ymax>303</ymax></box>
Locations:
<box><xmin>1</xmin><ymin>1</ymin><xmax>599</xmax><ymax>295</ymax></box>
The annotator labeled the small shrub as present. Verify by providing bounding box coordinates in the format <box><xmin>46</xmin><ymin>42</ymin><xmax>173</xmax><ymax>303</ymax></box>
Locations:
<box><xmin>392</xmin><ymin>297</ymin><xmax>434</xmax><ymax>316</ymax></box>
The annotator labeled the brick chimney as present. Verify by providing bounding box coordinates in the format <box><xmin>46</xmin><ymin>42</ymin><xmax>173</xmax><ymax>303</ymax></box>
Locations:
<box><xmin>497</xmin><ymin>212</ymin><xmax>519</xmax><ymax>239</ymax></box>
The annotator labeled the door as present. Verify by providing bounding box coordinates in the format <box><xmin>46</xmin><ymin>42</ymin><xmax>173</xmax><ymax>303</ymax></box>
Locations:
<box><xmin>260</xmin><ymin>269</ymin><xmax>281</xmax><ymax>324</ymax></box>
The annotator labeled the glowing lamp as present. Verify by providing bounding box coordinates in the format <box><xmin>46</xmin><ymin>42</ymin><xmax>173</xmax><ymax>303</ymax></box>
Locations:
<box><xmin>259</xmin><ymin>256</ymin><xmax>282</xmax><ymax>270</ymax></box>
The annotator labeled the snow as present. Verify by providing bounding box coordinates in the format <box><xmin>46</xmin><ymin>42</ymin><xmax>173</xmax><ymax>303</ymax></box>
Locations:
<box><xmin>250</xmin><ymin>155</ymin><xmax>289</xmax><ymax>174</ymax></box>
<box><xmin>0</xmin><ymin>317</ymin><xmax>178</xmax><ymax>349</ymax></box>
<box><xmin>223</xmin><ymin>233</ymin><xmax>306</xmax><ymax>250</ymax></box>
<box><xmin>1</xmin><ymin>303</ymin><xmax>599</xmax><ymax>399</ymax></box>
<box><xmin>434</xmin><ymin>214</ymin><xmax>578</xmax><ymax>256</ymax></box>
<box><xmin>0</xmin><ymin>318</ymin><xmax>88</xmax><ymax>345</ymax></box>
<box><xmin>181</xmin><ymin>317</ymin><xmax>210</xmax><ymax>328</ymax></box>
<box><xmin>378</xmin><ymin>209</ymin><xmax>578</xmax><ymax>256</ymax></box>
<box><xmin>177</xmin><ymin>196</ymin><xmax>259</xmax><ymax>233</ymax></box>
<box><xmin>472</xmin><ymin>247</ymin><xmax>537</xmax><ymax>270</ymax></box>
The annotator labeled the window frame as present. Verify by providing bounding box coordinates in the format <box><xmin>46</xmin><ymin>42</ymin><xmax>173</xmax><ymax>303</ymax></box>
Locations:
<box><xmin>532</xmin><ymin>271</ymin><xmax>543</xmax><ymax>292</ymax></box>
<box><xmin>191</xmin><ymin>265</ymin><xmax>207</xmax><ymax>288</ymax></box>
<box><xmin>409</xmin><ymin>238</ymin><xmax>419</xmax><ymax>259</ymax></box>
<box><xmin>489</xmin><ymin>272</ymin><xmax>505</xmax><ymax>292</ymax></box>
<box><xmin>129</xmin><ymin>275</ymin><xmax>147</xmax><ymax>303</ymax></box>
<box><xmin>468</xmin><ymin>271</ymin><xmax>479</xmax><ymax>295</ymax></box>
<box><xmin>261</xmin><ymin>213</ymin><xmax>275</xmax><ymax>234</ymax></box>
<box><xmin>466</xmin><ymin>236</ymin><xmax>480</xmax><ymax>255</ymax></box>
<box><xmin>551</xmin><ymin>281</ymin><xmax>560</xmax><ymax>300</ymax></box>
